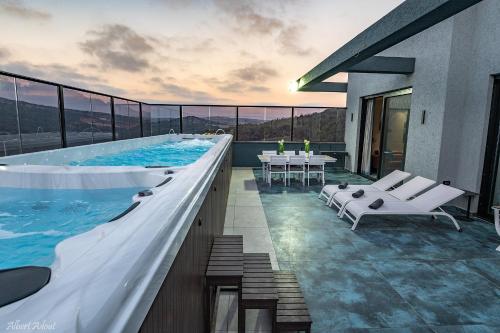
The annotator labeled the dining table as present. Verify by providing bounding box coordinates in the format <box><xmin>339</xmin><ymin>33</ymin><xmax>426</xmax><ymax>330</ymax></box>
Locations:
<box><xmin>257</xmin><ymin>154</ymin><xmax>337</xmax><ymax>180</ymax></box>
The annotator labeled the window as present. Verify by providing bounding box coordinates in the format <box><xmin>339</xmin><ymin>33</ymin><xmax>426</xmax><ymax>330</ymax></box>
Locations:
<box><xmin>293</xmin><ymin>108</ymin><xmax>346</xmax><ymax>142</ymax></box>
<box><xmin>238</xmin><ymin>107</ymin><xmax>291</xmax><ymax>141</ymax></box>
<box><xmin>15</xmin><ymin>78</ymin><xmax>62</xmax><ymax>152</ymax></box>
<box><xmin>0</xmin><ymin>75</ymin><xmax>21</xmax><ymax>156</ymax></box>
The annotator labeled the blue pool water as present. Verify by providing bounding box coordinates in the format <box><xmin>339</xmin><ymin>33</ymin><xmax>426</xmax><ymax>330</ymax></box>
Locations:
<box><xmin>0</xmin><ymin>187</ymin><xmax>141</xmax><ymax>269</ymax></box>
<box><xmin>70</xmin><ymin>138</ymin><xmax>215</xmax><ymax>167</ymax></box>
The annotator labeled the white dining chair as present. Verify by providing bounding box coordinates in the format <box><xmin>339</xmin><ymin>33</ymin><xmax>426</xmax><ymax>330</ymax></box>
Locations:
<box><xmin>262</xmin><ymin>150</ymin><xmax>276</xmax><ymax>181</ymax></box>
<box><xmin>288</xmin><ymin>155</ymin><xmax>306</xmax><ymax>186</ymax></box>
<box><xmin>307</xmin><ymin>155</ymin><xmax>325</xmax><ymax>186</ymax></box>
<box><xmin>299</xmin><ymin>151</ymin><xmax>314</xmax><ymax>156</ymax></box>
<box><xmin>284</xmin><ymin>151</ymin><xmax>296</xmax><ymax>156</ymax></box>
<box><xmin>268</xmin><ymin>155</ymin><xmax>287</xmax><ymax>187</ymax></box>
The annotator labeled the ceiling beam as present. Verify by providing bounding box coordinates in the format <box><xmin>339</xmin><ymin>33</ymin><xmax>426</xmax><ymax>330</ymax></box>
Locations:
<box><xmin>298</xmin><ymin>82</ymin><xmax>348</xmax><ymax>93</ymax></box>
<box><xmin>348</xmin><ymin>56</ymin><xmax>415</xmax><ymax>74</ymax></box>
<box><xmin>297</xmin><ymin>0</ymin><xmax>483</xmax><ymax>91</ymax></box>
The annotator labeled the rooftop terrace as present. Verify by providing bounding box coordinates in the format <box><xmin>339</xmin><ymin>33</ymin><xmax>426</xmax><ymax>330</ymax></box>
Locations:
<box><xmin>217</xmin><ymin>168</ymin><xmax>500</xmax><ymax>332</ymax></box>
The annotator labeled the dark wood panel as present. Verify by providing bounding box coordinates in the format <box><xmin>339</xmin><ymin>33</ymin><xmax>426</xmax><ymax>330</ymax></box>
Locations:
<box><xmin>139</xmin><ymin>145</ymin><xmax>232</xmax><ymax>333</ymax></box>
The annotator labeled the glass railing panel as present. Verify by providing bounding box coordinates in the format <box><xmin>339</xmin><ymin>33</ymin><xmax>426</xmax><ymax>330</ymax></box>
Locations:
<box><xmin>293</xmin><ymin>107</ymin><xmax>345</xmax><ymax>142</ymax></box>
<box><xmin>237</xmin><ymin>107</ymin><xmax>265</xmax><ymax>140</ymax></box>
<box><xmin>113</xmin><ymin>98</ymin><xmax>130</xmax><ymax>140</ymax></box>
<box><xmin>15</xmin><ymin>78</ymin><xmax>62</xmax><ymax>153</ymax></box>
<box><xmin>63</xmin><ymin>88</ymin><xmax>92</xmax><ymax>147</ymax></box>
<box><xmin>141</xmin><ymin>104</ymin><xmax>152</xmax><ymax>137</ymax></box>
<box><xmin>264</xmin><ymin>107</ymin><xmax>292</xmax><ymax>141</ymax></box>
<box><xmin>182</xmin><ymin>106</ymin><xmax>209</xmax><ymax>134</ymax></box>
<box><xmin>150</xmin><ymin>105</ymin><xmax>180</xmax><ymax>135</ymax></box>
<box><xmin>238</xmin><ymin>107</ymin><xmax>291</xmax><ymax>141</ymax></box>
<box><xmin>209</xmin><ymin>106</ymin><xmax>236</xmax><ymax>135</ymax></box>
<box><xmin>128</xmin><ymin>101</ymin><xmax>141</xmax><ymax>139</ymax></box>
<box><xmin>0</xmin><ymin>75</ymin><xmax>21</xmax><ymax>156</ymax></box>
<box><xmin>90</xmin><ymin>94</ymin><xmax>113</xmax><ymax>143</ymax></box>
<box><xmin>164</xmin><ymin>105</ymin><xmax>181</xmax><ymax>134</ymax></box>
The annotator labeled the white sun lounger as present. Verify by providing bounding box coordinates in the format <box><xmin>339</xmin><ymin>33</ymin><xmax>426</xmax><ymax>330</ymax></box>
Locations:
<box><xmin>340</xmin><ymin>184</ymin><xmax>464</xmax><ymax>231</ymax></box>
<box><xmin>330</xmin><ymin>176</ymin><xmax>436</xmax><ymax>216</ymax></box>
<box><xmin>318</xmin><ymin>170</ymin><xmax>411</xmax><ymax>205</ymax></box>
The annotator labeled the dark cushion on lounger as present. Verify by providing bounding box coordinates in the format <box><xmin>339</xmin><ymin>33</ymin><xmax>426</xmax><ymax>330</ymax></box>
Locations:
<box><xmin>369</xmin><ymin>199</ymin><xmax>384</xmax><ymax>210</ymax></box>
<box><xmin>0</xmin><ymin>266</ymin><xmax>51</xmax><ymax>307</ymax></box>
<box><xmin>338</xmin><ymin>182</ymin><xmax>348</xmax><ymax>189</ymax></box>
<box><xmin>352</xmin><ymin>189</ymin><xmax>364</xmax><ymax>198</ymax></box>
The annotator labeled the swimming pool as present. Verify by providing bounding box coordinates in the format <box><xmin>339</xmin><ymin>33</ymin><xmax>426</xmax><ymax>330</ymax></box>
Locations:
<box><xmin>69</xmin><ymin>138</ymin><xmax>215</xmax><ymax>167</ymax></box>
<box><xmin>0</xmin><ymin>187</ymin><xmax>141</xmax><ymax>269</ymax></box>
<box><xmin>0</xmin><ymin>134</ymin><xmax>232</xmax><ymax>332</ymax></box>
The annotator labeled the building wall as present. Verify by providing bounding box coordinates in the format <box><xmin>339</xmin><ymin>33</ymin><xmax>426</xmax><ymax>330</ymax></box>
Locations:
<box><xmin>440</xmin><ymin>1</ymin><xmax>500</xmax><ymax>193</ymax></box>
<box><xmin>344</xmin><ymin>0</ymin><xmax>500</xmax><ymax>211</ymax></box>
<box><xmin>345</xmin><ymin>18</ymin><xmax>454</xmax><ymax>179</ymax></box>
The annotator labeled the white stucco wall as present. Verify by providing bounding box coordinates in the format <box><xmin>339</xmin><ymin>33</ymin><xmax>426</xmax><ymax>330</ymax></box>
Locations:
<box><xmin>344</xmin><ymin>0</ymin><xmax>500</xmax><ymax>211</ymax></box>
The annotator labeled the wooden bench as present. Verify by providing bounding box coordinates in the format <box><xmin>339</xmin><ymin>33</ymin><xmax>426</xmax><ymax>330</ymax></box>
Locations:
<box><xmin>273</xmin><ymin>271</ymin><xmax>312</xmax><ymax>333</ymax></box>
<box><xmin>240</xmin><ymin>253</ymin><xmax>278</xmax><ymax>333</ymax></box>
<box><xmin>206</xmin><ymin>235</ymin><xmax>244</xmax><ymax>331</ymax></box>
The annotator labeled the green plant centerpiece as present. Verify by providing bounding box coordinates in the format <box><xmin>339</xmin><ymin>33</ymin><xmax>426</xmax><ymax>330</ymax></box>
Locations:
<box><xmin>304</xmin><ymin>139</ymin><xmax>310</xmax><ymax>157</ymax></box>
<box><xmin>278</xmin><ymin>139</ymin><xmax>285</xmax><ymax>155</ymax></box>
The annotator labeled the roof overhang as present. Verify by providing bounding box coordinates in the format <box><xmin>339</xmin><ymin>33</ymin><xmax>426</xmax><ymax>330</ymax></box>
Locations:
<box><xmin>297</xmin><ymin>0</ymin><xmax>484</xmax><ymax>92</ymax></box>
<box><xmin>298</xmin><ymin>82</ymin><xmax>348</xmax><ymax>93</ymax></box>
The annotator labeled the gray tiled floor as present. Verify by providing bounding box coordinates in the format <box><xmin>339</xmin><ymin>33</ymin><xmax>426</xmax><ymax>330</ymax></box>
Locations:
<box><xmin>223</xmin><ymin>167</ymin><xmax>279</xmax><ymax>269</ymax></box>
<box><xmin>254</xmin><ymin>168</ymin><xmax>500</xmax><ymax>332</ymax></box>
<box><xmin>217</xmin><ymin>167</ymin><xmax>500</xmax><ymax>332</ymax></box>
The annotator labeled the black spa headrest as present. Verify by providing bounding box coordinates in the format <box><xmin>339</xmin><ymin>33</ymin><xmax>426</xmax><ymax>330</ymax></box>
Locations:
<box><xmin>0</xmin><ymin>266</ymin><xmax>51</xmax><ymax>307</ymax></box>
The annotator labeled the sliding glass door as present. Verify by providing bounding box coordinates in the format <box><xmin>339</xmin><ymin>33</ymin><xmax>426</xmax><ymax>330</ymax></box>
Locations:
<box><xmin>359</xmin><ymin>97</ymin><xmax>384</xmax><ymax>178</ymax></box>
<box><xmin>380</xmin><ymin>94</ymin><xmax>411</xmax><ymax>177</ymax></box>
<box><xmin>358</xmin><ymin>90</ymin><xmax>411</xmax><ymax>179</ymax></box>
<box><xmin>479</xmin><ymin>78</ymin><xmax>500</xmax><ymax>218</ymax></box>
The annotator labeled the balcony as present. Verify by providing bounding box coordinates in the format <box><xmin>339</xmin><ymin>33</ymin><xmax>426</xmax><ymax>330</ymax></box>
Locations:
<box><xmin>0</xmin><ymin>69</ymin><xmax>499</xmax><ymax>333</ymax></box>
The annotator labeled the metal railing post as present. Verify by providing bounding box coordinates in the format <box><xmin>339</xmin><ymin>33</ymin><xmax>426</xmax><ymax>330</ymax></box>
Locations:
<box><xmin>236</xmin><ymin>106</ymin><xmax>239</xmax><ymax>141</ymax></box>
<box><xmin>139</xmin><ymin>102</ymin><xmax>144</xmax><ymax>137</ymax></box>
<box><xmin>58</xmin><ymin>85</ymin><xmax>67</xmax><ymax>148</ymax></box>
<box><xmin>179</xmin><ymin>105</ymin><xmax>183</xmax><ymax>134</ymax></box>
<box><xmin>110</xmin><ymin>97</ymin><xmax>116</xmax><ymax>141</ymax></box>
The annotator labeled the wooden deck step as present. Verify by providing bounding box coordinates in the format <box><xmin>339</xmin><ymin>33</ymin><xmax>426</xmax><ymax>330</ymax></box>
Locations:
<box><xmin>206</xmin><ymin>236</ymin><xmax>244</xmax><ymax>332</ymax></box>
<box><xmin>239</xmin><ymin>253</ymin><xmax>278</xmax><ymax>332</ymax></box>
<box><xmin>273</xmin><ymin>271</ymin><xmax>312</xmax><ymax>333</ymax></box>
<box><xmin>206</xmin><ymin>236</ymin><xmax>244</xmax><ymax>283</ymax></box>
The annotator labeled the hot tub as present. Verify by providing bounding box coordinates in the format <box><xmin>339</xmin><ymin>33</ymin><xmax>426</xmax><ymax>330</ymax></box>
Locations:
<box><xmin>0</xmin><ymin>134</ymin><xmax>233</xmax><ymax>332</ymax></box>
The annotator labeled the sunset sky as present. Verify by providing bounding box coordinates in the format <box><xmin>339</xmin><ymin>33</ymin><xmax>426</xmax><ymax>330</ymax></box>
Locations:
<box><xmin>0</xmin><ymin>0</ymin><xmax>404</xmax><ymax>107</ymax></box>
